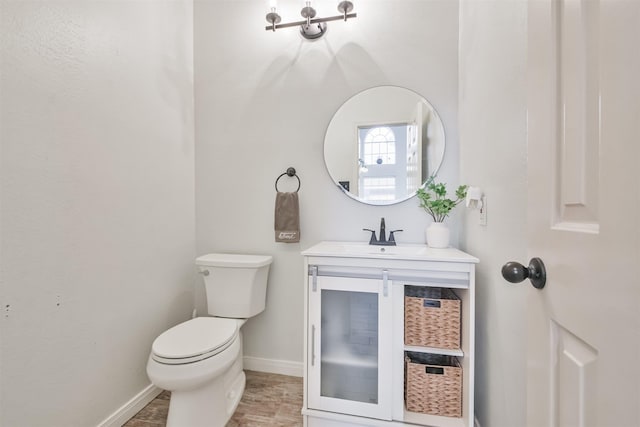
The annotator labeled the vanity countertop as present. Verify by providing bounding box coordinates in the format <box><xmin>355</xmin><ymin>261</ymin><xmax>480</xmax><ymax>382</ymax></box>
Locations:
<box><xmin>302</xmin><ymin>241</ymin><xmax>479</xmax><ymax>264</ymax></box>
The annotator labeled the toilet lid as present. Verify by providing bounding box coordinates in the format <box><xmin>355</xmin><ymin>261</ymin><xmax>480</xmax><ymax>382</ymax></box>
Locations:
<box><xmin>195</xmin><ymin>253</ymin><xmax>272</xmax><ymax>268</ymax></box>
<box><xmin>152</xmin><ymin>317</ymin><xmax>238</xmax><ymax>362</ymax></box>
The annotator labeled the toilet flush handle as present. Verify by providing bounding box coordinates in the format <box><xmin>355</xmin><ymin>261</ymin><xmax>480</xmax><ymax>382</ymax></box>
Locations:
<box><xmin>199</xmin><ymin>269</ymin><xmax>210</xmax><ymax>276</ymax></box>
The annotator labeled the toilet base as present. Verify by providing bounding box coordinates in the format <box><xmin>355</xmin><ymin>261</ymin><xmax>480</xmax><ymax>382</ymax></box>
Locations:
<box><xmin>166</xmin><ymin>355</ymin><xmax>245</xmax><ymax>427</ymax></box>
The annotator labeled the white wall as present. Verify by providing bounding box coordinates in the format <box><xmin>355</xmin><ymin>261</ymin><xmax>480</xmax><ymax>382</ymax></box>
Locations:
<box><xmin>0</xmin><ymin>1</ymin><xmax>195</xmax><ymax>425</ymax></box>
<box><xmin>458</xmin><ymin>1</ymin><xmax>528</xmax><ymax>426</ymax></box>
<box><xmin>194</xmin><ymin>0</ymin><xmax>460</xmax><ymax>365</ymax></box>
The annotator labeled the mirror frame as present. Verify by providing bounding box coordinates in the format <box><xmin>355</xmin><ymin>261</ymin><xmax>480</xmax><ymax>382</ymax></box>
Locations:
<box><xmin>323</xmin><ymin>85</ymin><xmax>446</xmax><ymax>205</ymax></box>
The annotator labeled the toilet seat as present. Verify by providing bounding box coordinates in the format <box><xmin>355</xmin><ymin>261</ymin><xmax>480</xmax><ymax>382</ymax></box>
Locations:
<box><xmin>152</xmin><ymin>317</ymin><xmax>238</xmax><ymax>365</ymax></box>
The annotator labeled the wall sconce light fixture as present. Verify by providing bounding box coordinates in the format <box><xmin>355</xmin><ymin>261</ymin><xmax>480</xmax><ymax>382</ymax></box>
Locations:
<box><xmin>265</xmin><ymin>1</ymin><xmax>357</xmax><ymax>40</ymax></box>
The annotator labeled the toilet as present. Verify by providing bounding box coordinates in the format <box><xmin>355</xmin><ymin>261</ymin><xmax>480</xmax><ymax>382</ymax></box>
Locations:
<box><xmin>146</xmin><ymin>253</ymin><xmax>273</xmax><ymax>427</ymax></box>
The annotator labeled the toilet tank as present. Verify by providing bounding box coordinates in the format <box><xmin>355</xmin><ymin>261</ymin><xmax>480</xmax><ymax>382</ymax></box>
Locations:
<box><xmin>195</xmin><ymin>253</ymin><xmax>273</xmax><ymax>318</ymax></box>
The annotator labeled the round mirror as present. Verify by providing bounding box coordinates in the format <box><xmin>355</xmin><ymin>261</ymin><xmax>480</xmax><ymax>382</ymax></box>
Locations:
<box><xmin>324</xmin><ymin>86</ymin><xmax>445</xmax><ymax>205</ymax></box>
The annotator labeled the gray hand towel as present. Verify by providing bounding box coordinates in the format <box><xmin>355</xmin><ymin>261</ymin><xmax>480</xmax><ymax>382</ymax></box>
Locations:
<box><xmin>275</xmin><ymin>192</ymin><xmax>300</xmax><ymax>243</ymax></box>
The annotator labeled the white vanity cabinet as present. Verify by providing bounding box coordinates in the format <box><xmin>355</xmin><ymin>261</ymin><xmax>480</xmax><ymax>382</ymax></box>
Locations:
<box><xmin>302</xmin><ymin>242</ymin><xmax>478</xmax><ymax>427</ymax></box>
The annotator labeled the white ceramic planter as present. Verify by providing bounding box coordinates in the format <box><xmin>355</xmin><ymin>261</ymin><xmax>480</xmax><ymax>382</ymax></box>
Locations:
<box><xmin>426</xmin><ymin>222</ymin><xmax>450</xmax><ymax>248</ymax></box>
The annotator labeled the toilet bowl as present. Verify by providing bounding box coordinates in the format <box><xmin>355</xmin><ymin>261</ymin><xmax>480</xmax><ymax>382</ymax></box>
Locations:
<box><xmin>147</xmin><ymin>317</ymin><xmax>245</xmax><ymax>427</ymax></box>
<box><xmin>146</xmin><ymin>253</ymin><xmax>272</xmax><ymax>427</ymax></box>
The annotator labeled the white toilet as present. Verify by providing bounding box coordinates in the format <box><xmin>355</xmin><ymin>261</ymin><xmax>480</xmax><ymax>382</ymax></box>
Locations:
<box><xmin>146</xmin><ymin>253</ymin><xmax>273</xmax><ymax>427</ymax></box>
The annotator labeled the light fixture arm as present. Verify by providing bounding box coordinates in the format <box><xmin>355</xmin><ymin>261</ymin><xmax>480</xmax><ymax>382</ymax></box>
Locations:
<box><xmin>265</xmin><ymin>1</ymin><xmax>356</xmax><ymax>39</ymax></box>
<box><xmin>264</xmin><ymin>12</ymin><xmax>357</xmax><ymax>31</ymax></box>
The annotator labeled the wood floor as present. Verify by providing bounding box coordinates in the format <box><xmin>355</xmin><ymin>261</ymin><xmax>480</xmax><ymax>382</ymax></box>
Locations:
<box><xmin>124</xmin><ymin>371</ymin><xmax>303</xmax><ymax>427</ymax></box>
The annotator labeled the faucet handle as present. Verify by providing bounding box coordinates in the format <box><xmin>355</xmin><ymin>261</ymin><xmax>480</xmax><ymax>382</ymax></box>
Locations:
<box><xmin>388</xmin><ymin>229</ymin><xmax>403</xmax><ymax>243</ymax></box>
<box><xmin>363</xmin><ymin>228</ymin><xmax>377</xmax><ymax>244</ymax></box>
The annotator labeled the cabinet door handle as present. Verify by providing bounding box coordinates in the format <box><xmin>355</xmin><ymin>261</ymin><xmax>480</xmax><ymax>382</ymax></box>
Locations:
<box><xmin>311</xmin><ymin>324</ymin><xmax>316</xmax><ymax>366</ymax></box>
<box><xmin>382</xmin><ymin>269</ymin><xmax>389</xmax><ymax>297</ymax></box>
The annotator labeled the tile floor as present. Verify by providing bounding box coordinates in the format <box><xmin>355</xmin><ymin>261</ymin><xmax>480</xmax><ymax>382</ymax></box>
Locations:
<box><xmin>124</xmin><ymin>371</ymin><xmax>303</xmax><ymax>427</ymax></box>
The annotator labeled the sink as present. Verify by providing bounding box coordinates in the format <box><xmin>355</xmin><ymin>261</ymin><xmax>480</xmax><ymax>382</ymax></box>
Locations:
<box><xmin>343</xmin><ymin>243</ymin><xmax>428</xmax><ymax>256</ymax></box>
<box><xmin>302</xmin><ymin>241</ymin><xmax>431</xmax><ymax>259</ymax></box>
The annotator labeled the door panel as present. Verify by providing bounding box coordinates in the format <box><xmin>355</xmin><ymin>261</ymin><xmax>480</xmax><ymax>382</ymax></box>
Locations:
<box><xmin>555</xmin><ymin>0</ymin><xmax>600</xmax><ymax>230</ymax></box>
<box><xmin>552</xmin><ymin>321</ymin><xmax>598</xmax><ymax>427</ymax></box>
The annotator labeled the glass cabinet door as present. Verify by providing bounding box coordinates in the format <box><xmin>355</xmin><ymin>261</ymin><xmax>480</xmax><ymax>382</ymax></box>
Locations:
<box><xmin>308</xmin><ymin>275</ymin><xmax>392</xmax><ymax>420</ymax></box>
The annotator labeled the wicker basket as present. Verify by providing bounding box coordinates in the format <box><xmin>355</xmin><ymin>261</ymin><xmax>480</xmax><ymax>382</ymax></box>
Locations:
<box><xmin>404</xmin><ymin>352</ymin><xmax>462</xmax><ymax>417</ymax></box>
<box><xmin>404</xmin><ymin>286</ymin><xmax>461</xmax><ymax>349</ymax></box>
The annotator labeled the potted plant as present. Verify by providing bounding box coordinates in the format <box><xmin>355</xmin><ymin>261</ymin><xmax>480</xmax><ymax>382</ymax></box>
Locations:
<box><xmin>416</xmin><ymin>181</ymin><xmax>468</xmax><ymax>248</ymax></box>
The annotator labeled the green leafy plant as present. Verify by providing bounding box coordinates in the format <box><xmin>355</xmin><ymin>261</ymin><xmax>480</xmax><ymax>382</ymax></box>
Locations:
<box><xmin>416</xmin><ymin>181</ymin><xmax>468</xmax><ymax>223</ymax></box>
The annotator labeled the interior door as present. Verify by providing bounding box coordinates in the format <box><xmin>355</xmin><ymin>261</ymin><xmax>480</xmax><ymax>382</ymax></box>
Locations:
<box><xmin>526</xmin><ymin>1</ymin><xmax>640</xmax><ymax>426</ymax></box>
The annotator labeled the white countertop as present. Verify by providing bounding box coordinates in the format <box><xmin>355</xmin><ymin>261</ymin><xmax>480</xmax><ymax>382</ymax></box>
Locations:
<box><xmin>301</xmin><ymin>241</ymin><xmax>479</xmax><ymax>264</ymax></box>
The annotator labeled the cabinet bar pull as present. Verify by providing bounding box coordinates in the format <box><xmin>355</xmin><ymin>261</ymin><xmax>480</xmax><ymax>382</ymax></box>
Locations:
<box><xmin>311</xmin><ymin>324</ymin><xmax>316</xmax><ymax>366</ymax></box>
<box><xmin>311</xmin><ymin>266</ymin><xmax>318</xmax><ymax>292</ymax></box>
<box><xmin>383</xmin><ymin>269</ymin><xmax>389</xmax><ymax>297</ymax></box>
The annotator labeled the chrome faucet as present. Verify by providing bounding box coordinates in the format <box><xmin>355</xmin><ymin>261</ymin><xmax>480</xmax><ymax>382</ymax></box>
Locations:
<box><xmin>363</xmin><ymin>218</ymin><xmax>403</xmax><ymax>246</ymax></box>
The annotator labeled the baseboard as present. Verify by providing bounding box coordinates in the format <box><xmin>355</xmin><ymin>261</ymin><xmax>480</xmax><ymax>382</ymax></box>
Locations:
<box><xmin>243</xmin><ymin>356</ymin><xmax>303</xmax><ymax>377</ymax></box>
<box><xmin>96</xmin><ymin>383</ymin><xmax>163</xmax><ymax>427</ymax></box>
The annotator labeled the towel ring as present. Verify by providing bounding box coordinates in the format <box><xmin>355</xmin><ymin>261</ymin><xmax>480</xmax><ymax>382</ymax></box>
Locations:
<box><xmin>275</xmin><ymin>167</ymin><xmax>301</xmax><ymax>192</ymax></box>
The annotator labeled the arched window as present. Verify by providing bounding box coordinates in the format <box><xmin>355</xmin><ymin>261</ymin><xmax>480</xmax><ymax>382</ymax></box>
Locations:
<box><xmin>362</xmin><ymin>126</ymin><xmax>396</xmax><ymax>166</ymax></box>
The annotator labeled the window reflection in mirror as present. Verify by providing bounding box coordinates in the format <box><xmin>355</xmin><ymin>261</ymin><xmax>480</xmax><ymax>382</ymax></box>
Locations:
<box><xmin>359</xmin><ymin>124</ymin><xmax>413</xmax><ymax>202</ymax></box>
<box><xmin>324</xmin><ymin>86</ymin><xmax>445</xmax><ymax>205</ymax></box>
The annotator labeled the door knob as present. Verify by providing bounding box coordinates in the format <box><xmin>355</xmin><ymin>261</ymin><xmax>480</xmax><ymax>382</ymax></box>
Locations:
<box><xmin>501</xmin><ymin>258</ymin><xmax>546</xmax><ymax>289</ymax></box>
